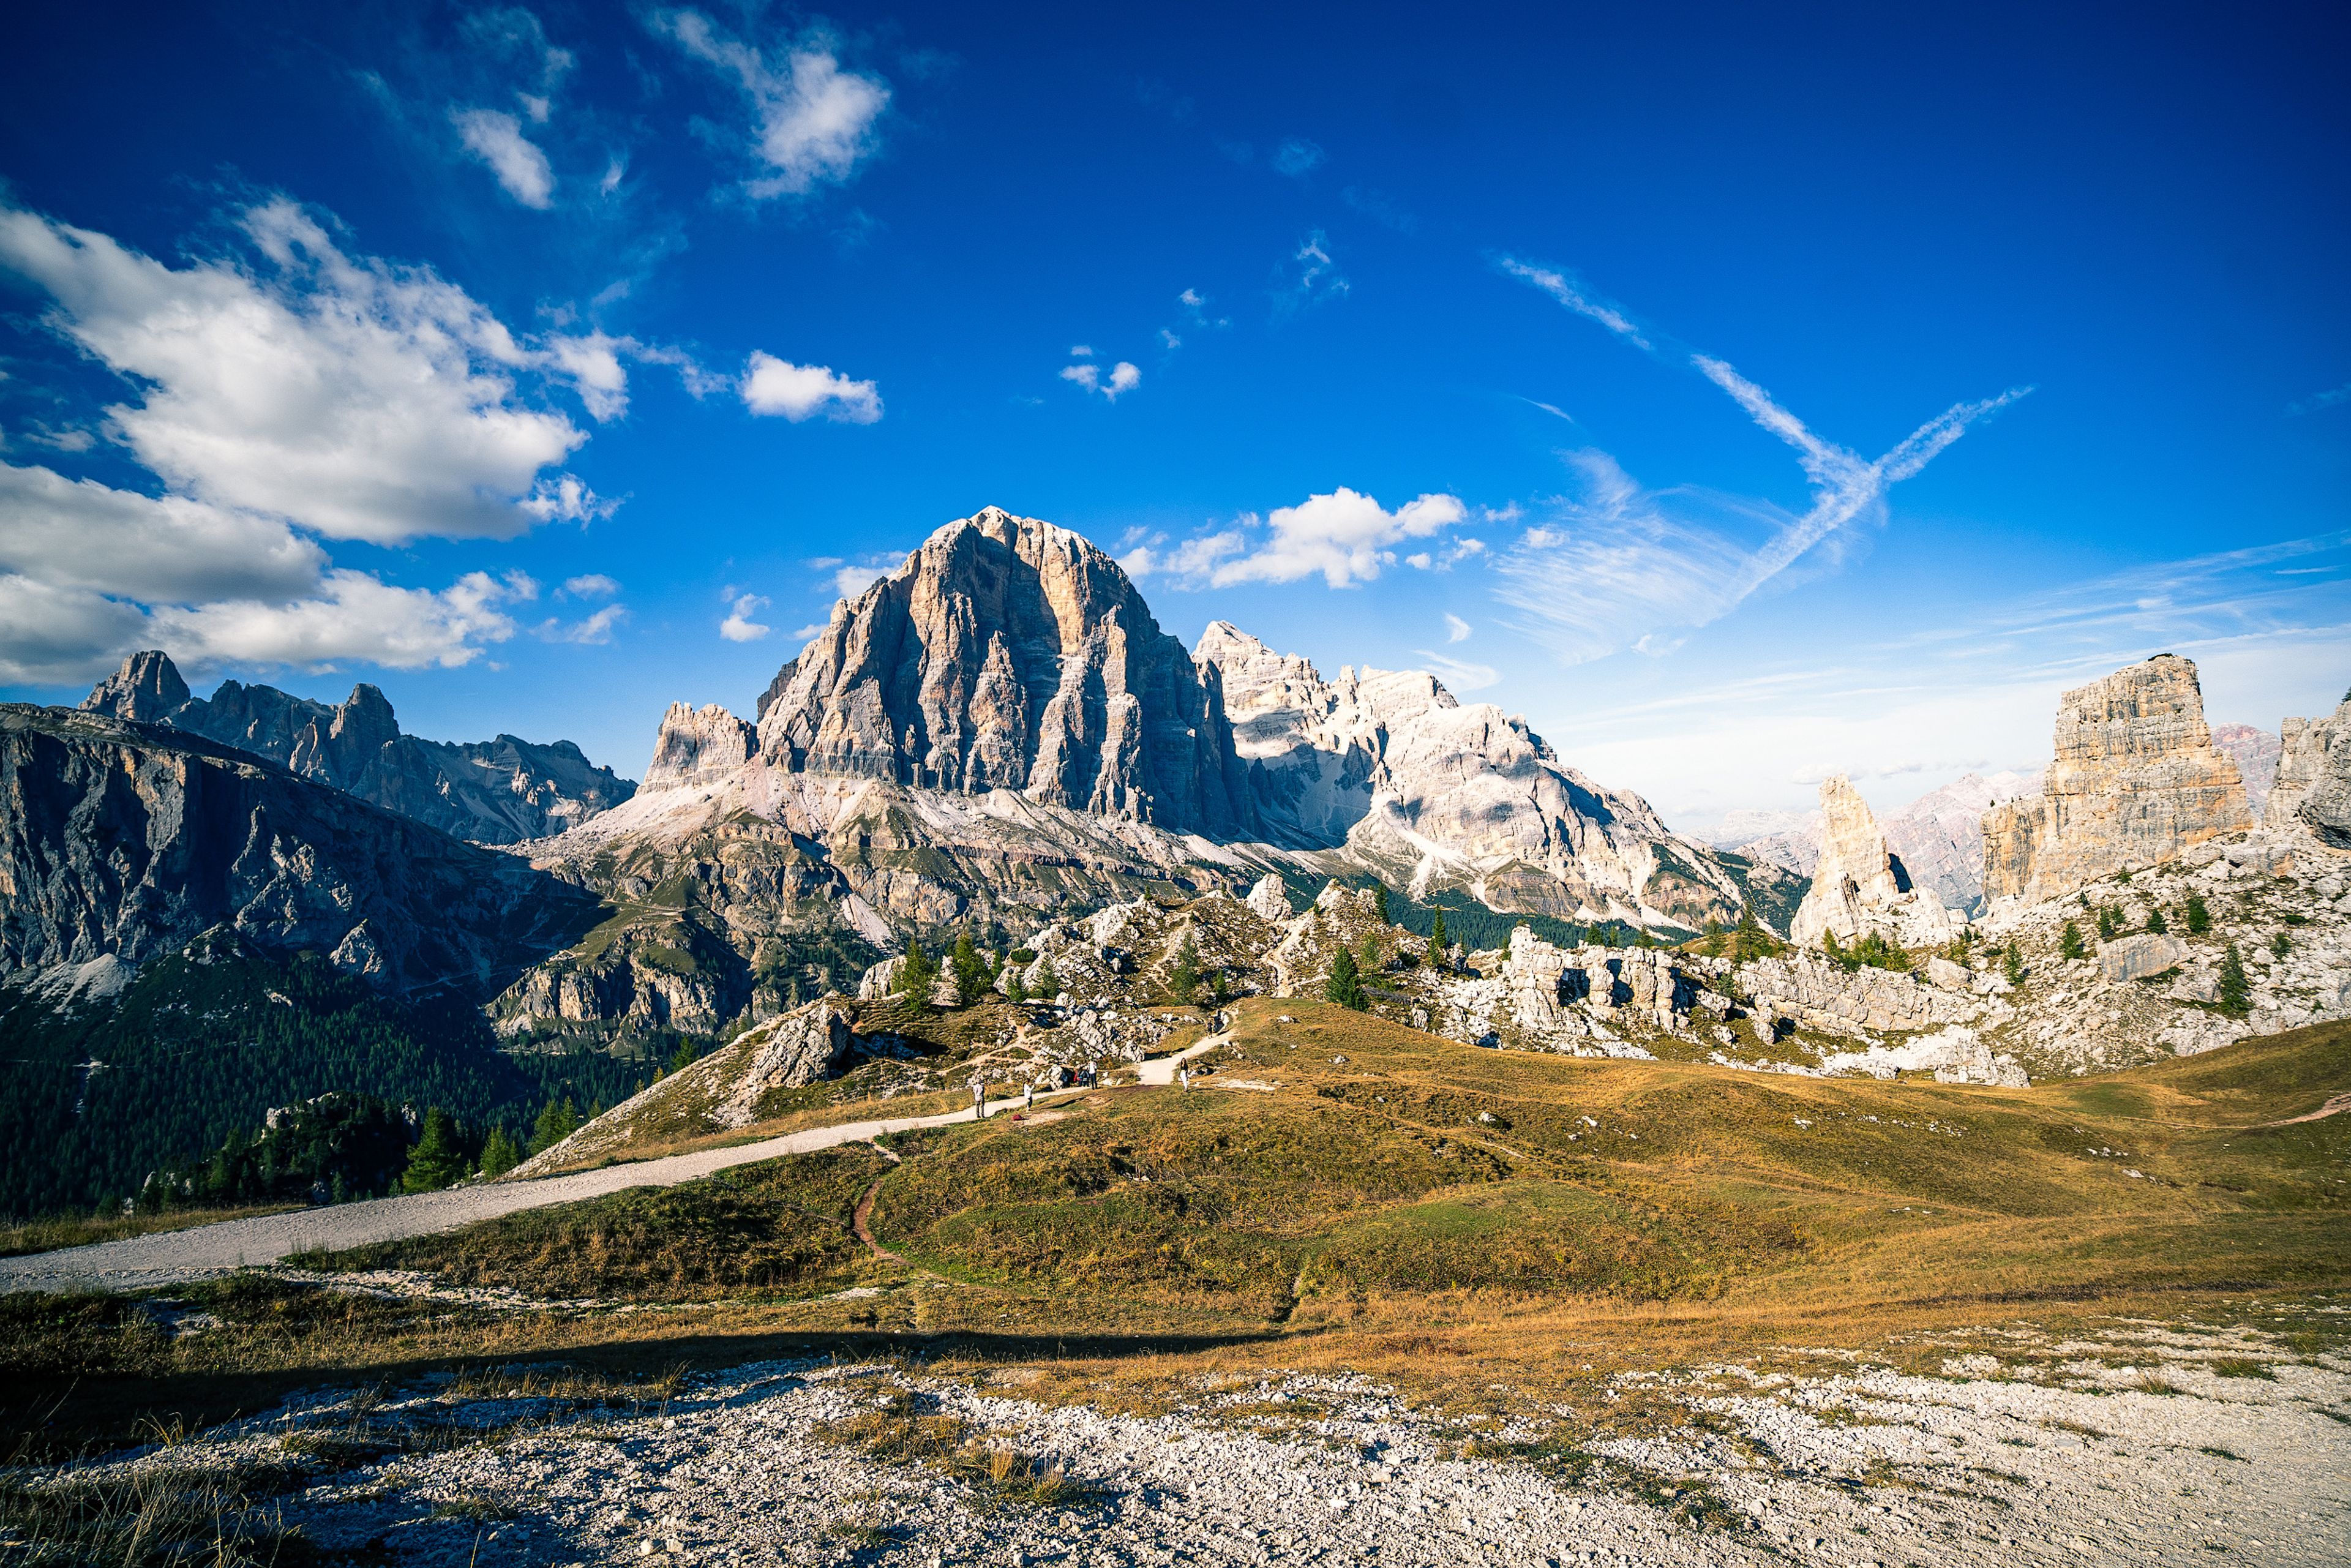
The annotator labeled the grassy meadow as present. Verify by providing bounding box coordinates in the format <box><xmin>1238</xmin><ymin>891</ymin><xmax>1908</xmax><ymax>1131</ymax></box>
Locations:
<box><xmin>6</xmin><ymin>999</ymin><xmax>2346</xmax><ymax>1453</ymax></box>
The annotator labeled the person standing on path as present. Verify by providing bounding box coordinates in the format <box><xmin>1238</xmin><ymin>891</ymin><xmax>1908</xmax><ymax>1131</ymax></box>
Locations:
<box><xmin>969</xmin><ymin>1075</ymin><xmax>984</xmax><ymax>1120</ymax></box>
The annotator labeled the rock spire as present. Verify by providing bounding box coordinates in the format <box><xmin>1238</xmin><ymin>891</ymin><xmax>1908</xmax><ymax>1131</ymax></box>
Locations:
<box><xmin>1788</xmin><ymin>775</ymin><xmax>1961</xmax><ymax>949</ymax></box>
<box><xmin>2270</xmin><ymin>690</ymin><xmax>2351</xmax><ymax>849</ymax></box>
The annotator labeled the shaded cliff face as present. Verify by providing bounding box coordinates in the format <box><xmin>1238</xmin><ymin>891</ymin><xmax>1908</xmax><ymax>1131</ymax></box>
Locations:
<box><xmin>79</xmin><ymin>651</ymin><xmax>635</xmax><ymax>843</ymax></box>
<box><xmin>1982</xmin><ymin>656</ymin><xmax>2254</xmax><ymax>902</ymax></box>
<box><xmin>0</xmin><ymin>705</ymin><xmax>601</xmax><ymax>996</ymax></box>
<box><xmin>756</xmin><ymin>508</ymin><xmax>1255</xmax><ymax>837</ymax></box>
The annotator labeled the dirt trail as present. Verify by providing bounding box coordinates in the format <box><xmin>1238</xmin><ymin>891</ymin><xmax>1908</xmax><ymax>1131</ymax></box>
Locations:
<box><xmin>0</xmin><ymin>1087</ymin><xmax>1085</xmax><ymax>1296</ymax></box>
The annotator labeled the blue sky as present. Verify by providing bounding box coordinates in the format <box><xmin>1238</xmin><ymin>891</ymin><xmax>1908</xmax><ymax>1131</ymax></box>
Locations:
<box><xmin>2</xmin><ymin>2</ymin><xmax>2345</xmax><ymax>827</ymax></box>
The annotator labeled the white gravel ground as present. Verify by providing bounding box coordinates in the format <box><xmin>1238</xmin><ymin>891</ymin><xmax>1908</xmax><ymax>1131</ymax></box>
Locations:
<box><xmin>26</xmin><ymin>1324</ymin><xmax>2347</xmax><ymax>1567</ymax></box>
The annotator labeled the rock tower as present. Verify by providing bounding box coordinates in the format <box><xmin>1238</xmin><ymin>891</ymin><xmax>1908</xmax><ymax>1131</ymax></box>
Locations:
<box><xmin>1981</xmin><ymin>655</ymin><xmax>2253</xmax><ymax>903</ymax></box>
<box><xmin>1788</xmin><ymin>775</ymin><xmax>1961</xmax><ymax>949</ymax></box>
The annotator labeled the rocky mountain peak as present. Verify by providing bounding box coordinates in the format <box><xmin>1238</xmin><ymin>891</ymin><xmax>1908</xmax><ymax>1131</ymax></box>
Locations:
<box><xmin>1983</xmin><ymin>655</ymin><xmax>2254</xmax><ymax>902</ymax></box>
<box><xmin>755</xmin><ymin>507</ymin><xmax>1254</xmax><ymax>836</ymax></box>
<box><xmin>80</xmin><ymin>650</ymin><xmax>190</xmax><ymax>722</ymax></box>
<box><xmin>643</xmin><ymin>702</ymin><xmax>759</xmax><ymax>789</ymax></box>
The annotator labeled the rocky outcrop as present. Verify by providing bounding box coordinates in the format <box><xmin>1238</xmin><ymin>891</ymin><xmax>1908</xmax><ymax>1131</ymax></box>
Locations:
<box><xmin>1879</xmin><ymin>770</ymin><xmax>2041</xmax><ymax>917</ymax></box>
<box><xmin>1196</xmin><ymin>621</ymin><xmax>1774</xmax><ymax>931</ymax></box>
<box><xmin>2271</xmin><ymin>694</ymin><xmax>2351</xmax><ymax>849</ymax></box>
<box><xmin>757</xmin><ymin>508</ymin><xmax>1254</xmax><ymax>836</ymax></box>
<box><xmin>1737</xmin><ymin>951</ymin><xmax>1987</xmax><ymax>1038</ymax></box>
<box><xmin>1788</xmin><ymin>776</ymin><xmax>1961</xmax><ymax>950</ymax></box>
<box><xmin>2097</xmin><ymin>933</ymin><xmax>2189</xmax><ymax>982</ymax></box>
<box><xmin>2211</xmin><ymin>723</ymin><xmax>2281</xmax><ymax>819</ymax></box>
<box><xmin>0</xmin><ymin>704</ymin><xmax>599</xmax><ymax>996</ymax></box>
<box><xmin>1982</xmin><ymin>656</ymin><xmax>2255</xmax><ymax>903</ymax></box>
<box><xmin>642</xmin><ymin>703</ymin><xmax>759</xmax><ymax>789</ymax></box>
<box><xmin>78</xmin><ymin>651</ymin><xmax>635</xmax><ymax>844</ymax></box>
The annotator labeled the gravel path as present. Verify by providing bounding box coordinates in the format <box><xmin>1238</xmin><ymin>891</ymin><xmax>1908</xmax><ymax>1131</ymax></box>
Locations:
<box><xmin>0</xmin><ymin>1087</ymin><xmax>1096</xmax><ymax>1296</ymax></box>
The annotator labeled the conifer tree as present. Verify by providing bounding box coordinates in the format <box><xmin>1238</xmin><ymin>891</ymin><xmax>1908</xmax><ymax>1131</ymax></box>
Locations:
<box><xmin>2216</xmin><ymin>943</ymin><xmax>2250</xmax><ymax>1017</ymax></box>
<box><xmin>1004</xmin><ymin>967</ymin><xmax>1027</xmax><ymax>1005</ymax></box>
<box><xmin>1734</xmin><ymin>904</ymin><xmax>1770</xmax><ymax>962</ymax></box>
<box><xmin>2060</xmin><ymin>919</ymin><xmax>2086</xmax><ymax>961</ymax></box>
<box><xmin>2271</xmin><ymin>930</ymin><xmax>2292</xmax><ymax>961</ymax></box>
<box><xmin>1035</xmin><ymin>956</ymin><xmax>1060</xmax><ymax>1001</ymax></box>
<box><xmin>2096</xmin><ymin>906</ymin><xmax>2120</xmax><ymax>942</ymax></box>
<box><xmin>1702</xmin><ymin>917</ymin><xmax>1724</xmax><ymax>958</ymax></box>
<box><xmin>402</xmin><ymin>1108</ymin><xmax>469</xmax><ymax>1193</ymax></box>
<box><xmin>1168</xmin><ymin>933</ymin><xmax>1200</xmax><ymax>1003</ymax></box>
<box><xmin>2146</xmin><ymin>907</ymin><xmax>2167</xmax><ymax>935</ymax></box>
<box><xmin>2184</xmin><ymin>892</ymin><xmax>2211</xmax><ymax>934</ymax></box>
<box><xmin>951</xmin><ymin>931</ymin><xmax>988</xmax><ymax>1007</ymax></box>
<box><xmin>477</xmin><ymin>1125</ymin><xmax>520</xmax><ymax>1179</ymax></box>
<box><xmin>2003</xmin><ymin>945</ymin><xmax>2026</xmax><ymax>986</ymax></box>
<box><xmin>528</xmin><ymin>1097</ymin><xmax>579</xmax><ymax>1156</ymax></box>
<box><xmin>1371</xmin><ymin>883</ymin><xmax>1390</xmax><ymax>923</ymax></box>
<box><xmin>897</xmin><ymin>942</ymin><xmax>939</xmax><ymax>1011</ymax></box>
<box><xmin>1325</xmin><ymin>947</ymin><xmax>1367</xmax><ymax>1011</ymax></box>
<box><xmin>1428</xmin><ymin>909</ymin><xmax>1449</xmax><ymax>969</ymax></box>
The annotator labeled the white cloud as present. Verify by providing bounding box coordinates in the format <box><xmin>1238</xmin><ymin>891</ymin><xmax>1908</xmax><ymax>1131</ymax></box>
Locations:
<box><xmin>1209</xmin><ymin>489</ymin><xmax>1468</xmax><ymax>589</ymax></box>
<box><xmin>1069</xmin><ymin>345</ymin><xmax>1093</xmax><ymax>358</ymax></box>
<box><xmin>0</xmin><ymin>576</ymin><xmax>151</xmax><ymax>685</ymax></box>
<box><xmin>149</xmin><ymin>569</ymin><xmax>533</xmax><ymax>671</ymax></box>
<box><xmin>1444</xmin><ymin>613</ymin><xmax>1472</xmax><ymax>643</ymax></box>
<box><xmin>1272</xmin><ymin>137</ymin><xmax>1325</xmax><ymax>177</ymax></box>
<box><xmin>653</xmin><ymin>10</ymin><xmax>890</xmax><ymax>198</ymax></box>
<box><xmin>1412</xmin><ymin>651</ymin><xmax>1499</xmax><ymax>691</ymax></box>
<box><xmin>451</xmin><ymin>108</ymin><xmax>555</xmax><ymax>208</ymax></box>
<box><xmin>0</xmin><ymin>197</ymin><xmax>613</xmax><ymax>544</ymax></box>
<box><xmin>2287</xmin><ymin>381</ymin><xmax>2351</xmax><ymax>417</ymax></box>
<box><xmin>1496</xmin><ymin>257</ymin><xmax>1650</xmax><ymax>350</ymax></box>
<box><xmin>0</xmin><ymin>463</ymin><xmax>325</xmax><ymax>602</ymax></box>
<box><xmin>1176</xmin><ymin>288</ymin><xmax>1228</xmax><ymax>328</ymax></box>
<box><xmin>538</xmin><ymin>602</ymin><xmax>626</xmax><ymax>643</ymax></box>
<box><xmin>719</xmin><ymin>593</ymin><xmax>770</xmax><ymax>641</ymax></box>
<box><xmin>1061</xmin><ymin>359</ymin><xmax>1140</xmax><ymax>401</ymax></box>
<box><xmin>560</xmin><ymin>573</ymin><xmax>619</xmax><ymax>598</ymax></box>
<box><xmin>1278</xmin><ymin>231</ymin><xmax>1349</xmax><ymax>316</ymax></box>
<box><xmin>789</xmin><ymin>621</ymin><xmax>826</xmax><ymax>641</ymax></box>
<box><xmin>740</xmin><ymin>351</ymin><xmax>882</xmax><ymax>422</ymax></box>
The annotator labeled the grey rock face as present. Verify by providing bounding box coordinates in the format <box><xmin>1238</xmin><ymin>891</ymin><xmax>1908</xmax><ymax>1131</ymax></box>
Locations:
<box><xmin>2273</xmin><ymin>696</ymin><xmax>2351</xmax><ymax>849</ymax></box>
<box><xmin>2098</xmin><ymin>933</ymin><xmax>2191</xmax><ymax>982</ymax></box>
<box><xmin>758</xmin><ymin>509</ymin><xmax>1254</xmax><ymax>836</ymax></box>
<box><xmin>78</xmin><ymin>651</ymin><xmax>636</xmax><ymax>844</ymax></box>
<box><xmin>2210</xmin><ymin>722</ymin><xmax>2282</xmax><ymax>819</ymax></box>
<box><xmin>0</xmin><ymin>704</ymin><xmax>599</xmax><ymax>996</ymax></box>
<box><xmin>642</xmin><ymin>703</ymin><xmax>758</xmax><ymax>789</ymax></box>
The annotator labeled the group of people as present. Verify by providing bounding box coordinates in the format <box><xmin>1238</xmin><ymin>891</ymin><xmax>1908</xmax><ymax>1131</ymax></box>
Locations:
<box><xmin>967</xmin><ymin>1059</ymin><xmax>1106</xmax><ymax>1118</ymax></box>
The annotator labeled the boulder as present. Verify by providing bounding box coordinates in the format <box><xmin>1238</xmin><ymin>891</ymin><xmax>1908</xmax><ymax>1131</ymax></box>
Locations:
<box><xmin>1926</xmin><ymin>955</ymin><xmax>1971</xmax><ymax>989</ymax></box>
<box><xmin>2098</xmin><ymin>933</ymin><xmax>2190</xmax><ymax>982</ymax></box>
<box><xmin>1244</xmin><ymin>873</ymin><xmax>1293</xmax><ymax>922</ymax></box>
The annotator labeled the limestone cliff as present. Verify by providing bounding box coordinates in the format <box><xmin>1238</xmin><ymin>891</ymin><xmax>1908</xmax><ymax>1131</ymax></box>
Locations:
<box><xmin>757</xmin><ymin>508</ymin><xmax>1254</xmax><ymax>836</ymax></box>
<box><xmin>1982</xmin><ymin>656</ymin><xmax>2254</xmax><ymax>902</ymax></box>
<box><xmin>1788</xmin><ymin>775</ymin><xmax>1960</xmax><ymax>949</ymax></box>
<box><xmin>2271</xmin><ymin>692</ymin><xmax>2351</xmax><ymax>849</ymax></box>
<box><xmin>1194</xmin><ymin>621</ymin><xmax>1771</xmax><ymax>930</ymax></box>
<box><xmin>2211</xmin><ymin>722</ymin><xmax>2282</xmax><ymax>819</ymax></box>
<box><xmin>0</xmin><ymin>704</ymin><xmax>599</xmax><ymax>996</ymax></box>
<box><xmin>80</xmin><ymin>651</ymin><xmax>635</xmax><ymax>844</ymax></box>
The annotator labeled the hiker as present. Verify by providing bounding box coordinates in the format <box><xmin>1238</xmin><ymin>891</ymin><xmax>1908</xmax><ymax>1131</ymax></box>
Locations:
<box><xmin>1024</xmin><ymin>1081</ymin><xmax>1035</xmax><ymax>1111</ymax></box>
<box><xmin>1178</xmin><ymin>1065</ymin><xmax>1190</xmax><ymax>1092</ymax></box>
<box><xmin>969</xmin><ymin>1076</ymin><xmax>984</xmax><ymax>1119</ymax></box>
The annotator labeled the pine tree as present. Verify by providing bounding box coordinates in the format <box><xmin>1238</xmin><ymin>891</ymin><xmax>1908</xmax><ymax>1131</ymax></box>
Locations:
<box><xmin>1371</xmin><ymin>883</ymin><xmax>1390</xmax><ymax>924</ymax></box>
<box><xmin>897</xmin><ymin>942</ymin><xmax>939</xmax><ymax>1011</ymax></box>
<box><xmin>667</xmin><ymin>1038</ymin><xmax>698</xmax><ymax>1075</ymax></box>
<box><xmin>2146</xmin><ymin>907</ymin><xmax>2168</xmax><ymax>935</ymax></box>
<box><xmin>1325</xmin><ymin>947</ymin><xmax>1367</xmax><ymax>1011</ymax></box>
<box><xmin>1428</xmin><ymin>909</ymin><xmax>1449</xmax><ymax>969</ymax></box>
<box><xmin>528</xmin><ymin>1097</ymin><xmax>579</xmax><ymax>1156</ymax></box>
<box><xmin>2216</xmin><ymin>943</ymin><xmax>2250</xmax><ymax>1017</ymax></box>
<box><xmin>2271</xmin><ymin>930</ymin><xmax>2292</xmax><ymax>961</ymax></box>
<box><xmin>401</xmin><ymin>1108</ymin><xmax>469</xmax><ymax>1193</ymax></box>
<box><xmin>1003</xmin><ymin>967</ymin><xmax>1027</xmax><ymax>1005</ymax></box>
<box><xmin>1167</xmin><ymin>933</ymin><xmax>1200</xmax><ymax>1003</ymax></box>
<box><xmin>1734</xmin><ymin>904</ymin><xmax>1770</xmax><ymax>962</ymax></box>
<box><xmin>2184</xmin><ymin>892</ymin><xmax>2211</xmax><ymax>935</ymax></box>
<box><xmin>477</xmin><ymin>1125</ymin><xmax>520</xmax><ymax>1179</ymax></box>
<box><xmin>951</xmin><ymin>931</ymin><xmax>987</xmax><ymax>1007</ymax></box>
<box><xmin>2003</xmin><ymin>945</ymin><xmax>2026</xmax><ymax>986</ymax></box>
<box><xmin>1035</xmin><ymin>956</ymin><xmax>1060</xmax><ymax>1001</ymax></box>
<box><xmin>1359</xmin><ymin>934</ymin><xmax>1382</xmax><ymax>978</ymax></box>
<box><xmin>2096</xmin><ymin>906</ymin><xmax>2119</xmax><ymax>942</ymax></box>
<box><xmin>2060</xmin><ymin>919</ymin><xmax>2086</xmax><ymax>961</ymax></box>
<box><xmin>1702</xmin><ymin>917</ymin><xmax>1724</xmax><ymax>958</ymax></box>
